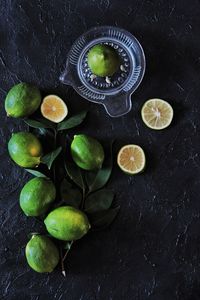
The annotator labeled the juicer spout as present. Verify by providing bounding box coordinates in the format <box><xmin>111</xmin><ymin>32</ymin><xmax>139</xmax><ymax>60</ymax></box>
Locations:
<box><xmin>59</xmin><ymin>63</ymin><xmax>73</xmax><ymax>86</ymax></box>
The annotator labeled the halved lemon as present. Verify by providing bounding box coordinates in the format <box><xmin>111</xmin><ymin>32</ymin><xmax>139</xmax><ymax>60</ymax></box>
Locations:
<box><xmin>117</xmin><ymin>144</ymin><xmax>146</xmax><ymax>175</ymax></box>
<box><xmin>41</xmin><ymin>95</ymin><xmax>68</xmax><ymax>123</ymax></box>
<box><xmin>141</xmin><ymin>98</ymin><xmax>173</xmax><ymax>130</ymax></box>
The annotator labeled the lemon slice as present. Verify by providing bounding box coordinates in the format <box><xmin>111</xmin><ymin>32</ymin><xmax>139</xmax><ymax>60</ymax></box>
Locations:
<box><xmin>117</xmin><ymin>144</ymin><xmax>146</xmax><ymax>175</ymax></box>
<box><xmin>141</xmin><ymin>98</ymin><xmax>173</xmax><ymax>130</ymax></box>
<box><xmin>41</xmin><ymin>95</ymin><xmax>68</xmax><ymax>123</ymax></box>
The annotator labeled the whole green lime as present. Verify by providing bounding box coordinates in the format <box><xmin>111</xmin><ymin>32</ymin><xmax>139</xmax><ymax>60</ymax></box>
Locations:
<box><xmin>44</xmin><ymin>206</ymin><xmax>91</xmax><ymax>241</ymax></box>
<box><xmin>8</xmin><ymin>132</ymin><xmax>43</xmax><ymax>168</ymax></box>
<box><xmin>87</xmin><ymin>44</ymin><xmax>120</xmax><ymax>77</ymax></box>
<box><xmin>25</xmin><ymin>235</ymin><xmax>59</xmax><ymax>273</ymax></box>
<box><xmin>71</xmin><ymin>134</ymin><xmax>104</xmax><ymax>170</ymax></box>
<box><xmin>20</xmin><ymin>177</ymin><xmax>56</xmax><ymax>216</ymax></box>
<box><xmin>5</xmin><ymin>82</ymin><xmax>41</xmax><ymax>118</ymax></box>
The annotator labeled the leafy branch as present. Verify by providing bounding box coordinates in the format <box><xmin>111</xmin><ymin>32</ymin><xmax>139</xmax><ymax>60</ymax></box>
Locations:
<box><xmin>24</xmin><ymin>111</ymin><xmax>120</xmax><ymax>276</ymax></box>
<box><xmin>63</xmin><ymin>140</ymin><xmax>120</xmax><ymax>230</ymax></box>
<box><xmin>25</xmin><ymin>110</ymin><xmax>87</xmax><ymax>132</ymax></box>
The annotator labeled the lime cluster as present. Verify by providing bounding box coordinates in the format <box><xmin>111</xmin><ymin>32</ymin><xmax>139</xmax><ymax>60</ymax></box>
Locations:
<box><xmin>5</xmin><ymin>82</ymin><xmax>105</xmax><ymax>274</ymax></box>
<box><xmin>5</xmin><ymin>80</ymin><xmax>174</xmax><ymax>275</ymax></box>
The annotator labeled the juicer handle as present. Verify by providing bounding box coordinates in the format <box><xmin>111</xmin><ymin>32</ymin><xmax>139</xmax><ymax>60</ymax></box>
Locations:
<box><xmin>103</xmin><ymin>93</ymin><xmax>132</xmax><ymax>117</ymax></box>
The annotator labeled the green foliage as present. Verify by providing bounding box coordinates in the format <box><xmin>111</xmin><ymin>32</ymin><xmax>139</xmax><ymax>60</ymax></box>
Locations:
<box><xmin>64</xmin><ymin>161</ymin><xmax>84</xmax><ymax>189</ymax></box>
<box><xmin>84</xmin><ymin>189</ymin><xmax>114</xmax><ymax>213</ymax></box>
<box><xmin>88</xmin><ymin>206</ymin><xmax>120</xmax><ymax>229</ymax></box>
<box><xmin>60</xmin><ymin>178</ymin><xmax>82</xmax><ymax>208</ymax></box>
<box><xmin>57</xmin><ymin>111</ymin><xmax>87</xmax><ymax>131</ymax></box>
<box><xmin>85</xmin><ymin>141</ymin><xmax>113</xmax><ymax>192</ymax></box>
<box><xmin>41</xmin><ymin>147</ymin><xmax>62</xmax><ymax>170</ymax></box>
<box><xmin>25</xmin><ymin>118</ymin><xmax>56</xmax><ymax>129</ymax></box>
<box><xmin>25</xmin><ymin>169</ymin><xmax>48</xmax><ymax>178</ymax></box>
<box><xmin>10</xmin><ymin>105</ymin><xmax>119</xmax><ymax>275</ymax></box>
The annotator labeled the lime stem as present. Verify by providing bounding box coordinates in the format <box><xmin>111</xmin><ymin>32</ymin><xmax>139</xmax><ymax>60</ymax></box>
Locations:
<box><xmin>62</xmin><ymin>241</ymin><xmax>74</xmax><ymax>262</ymax></box>
<box><xmin>53</xmin><ymin>129</ymin><xmax>57</xmax><ymax>183</ymax></box>
<box><xmin>80</xmin><ymin>172</ymin><xmax>86</xmax><ymax>210</ymax></box>
<box><xmin>60</xmin><ymin>246</ymin><xmax>66</xmax><ymax>277</ymax></box>
<box><xmin>60</xmin><ymin>241</ymin><xmax>74</xmax><ymax>276</ymax></box>
<box><xmin>81</xmin><ymin>187</ymin><xmax>86</xmax><ymax>209</ymax></box>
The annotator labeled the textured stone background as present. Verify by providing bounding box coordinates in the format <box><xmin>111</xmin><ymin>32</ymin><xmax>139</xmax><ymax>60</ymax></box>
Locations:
<box><xmin>1</xmin><ymin>0</ymin><xmax>200</xmax><ymax>299</ymax></box>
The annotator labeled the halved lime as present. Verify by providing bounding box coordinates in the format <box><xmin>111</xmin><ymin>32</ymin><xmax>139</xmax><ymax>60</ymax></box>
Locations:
<box><xmin>141</xmin><ymin>98</ymin><xmax>173</xmax><ymax>130</ymax></box>
<box><xmin>41</xmin><ymin>95</ymin><xmax>68</xmax><ymax>123</ymax></box>
<box><xmin>117</xmin><ymin>144</ymin><xmax>146</xmax><ymax>175</ymax></box>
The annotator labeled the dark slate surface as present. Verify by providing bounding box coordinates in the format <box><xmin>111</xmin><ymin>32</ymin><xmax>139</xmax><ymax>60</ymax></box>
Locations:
<box><xmin>1</xmin><ymin>0</ymin><xmax>200</xmax><ymax>299</ymax></box>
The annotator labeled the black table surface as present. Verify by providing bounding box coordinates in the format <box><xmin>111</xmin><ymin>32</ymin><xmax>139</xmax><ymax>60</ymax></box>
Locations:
<box><xmin>1</xmin><ymin>1</ymin><xmax>200</xmax><ymax>299</ymax></box>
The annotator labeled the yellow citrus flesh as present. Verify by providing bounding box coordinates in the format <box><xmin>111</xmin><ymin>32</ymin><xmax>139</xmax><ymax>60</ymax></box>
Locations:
<box><xmin>41</xmin><ymin>95</ymin><xmax>68</xmax><ymax>123</ymax></box>
<box><xmin>141</xmin><ymin>98</ymin><xmax>173</xmax><ymax>130</ymax></box>
<box><xmin>117</xmin><ymin>145</ymin><xmax>146</xmax><ymax>175</ymax></box>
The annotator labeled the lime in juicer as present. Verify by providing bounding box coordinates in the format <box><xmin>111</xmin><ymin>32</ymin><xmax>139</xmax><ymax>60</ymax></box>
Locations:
<box><xmin>60</xmin><ymin>26</ymin><xmax>145</xmax><ymax>117</ymax></box>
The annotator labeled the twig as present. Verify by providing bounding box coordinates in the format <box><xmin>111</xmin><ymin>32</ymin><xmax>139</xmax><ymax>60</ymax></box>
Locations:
<box><xmin>63</xmin><ymin>241</ymin><xmax>74</xmax><ymax>262</ymax></box>
<box><xmin>81</xmin><ymin>186</ymin><xmax>86</xmax><ymax>210</ymax></box>
<box><xmin>60</xmin><ymin>241</ymin><xmax>74</xmax><ymax>277</ymax></box>
<box><xmin>60</xmin><ymin>246</ymin><xmax>66</xmax><ymax>277</ymax></box>
<box><xmin>80</xmin><ymin>171</ymin><xmax>86</xmax><ymax>210</ymax></box>
<box><xmin>53</xmin><ymin>129</ymin><xmax>57</xmax><ymax>183</ymax></box>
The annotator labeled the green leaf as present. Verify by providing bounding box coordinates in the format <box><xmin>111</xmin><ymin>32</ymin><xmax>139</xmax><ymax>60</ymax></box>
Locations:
<box><xmin>60</xmin><ymin>178</ymin><xmax>82</xmax><ymax>208</ymax></box>
<box><xmin>37</xmin><ymin>128</ymin><xmax>54</xmax><ymax>137</ymax></box>
<box><xmin>31</xmin><ymin>128</ymin><xmax>54</xmax><ymax>143</ymax></box>
<box><xmin>41</xmin><ymin>146</ymin><xmax>62</xmax><ymax>170</ymax></box>
<box><xmin>64</xmin><ymin>161</ymin><xmax>84</xmax><ymax>189</ymax></box>
<box><xmin>25</xmin><ymin>169</ymin><xmax>48</xmax><ymax>178</ymax></box>
<box><xmin>25</xmin><ymin>118</ymin><xmax>55</xmax><ymax>129</ymax></box>
<box><xmin>87</xmin><ymin>141</ymin><xmax>114</xmax><ymax>193</ymax></box>
<box><xmin>88</xmin><ymin>206</ymin><xmax>120</xmax><ymax>229</ymax></box>
<box><xmin>85</xmin><ymin>171</ymin><xmax>96</xmax><ymax>187</ymax></box>
<box><xmin>84</xmin><ymin>189</ymin><xmax>114</xmax><ymax>213</ymax></box>
<box><xmin>37</xmin><ymin>128</ymin><xmax>48</xmax><ymax>136</ymax></box>
<box><xmin>57</xmin><ymin>110</ymin><xmax>88</xmax><ymax>131</ymax></box>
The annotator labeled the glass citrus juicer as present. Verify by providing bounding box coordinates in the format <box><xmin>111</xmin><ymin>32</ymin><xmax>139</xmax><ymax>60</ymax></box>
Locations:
<box><xmin>60</xmin><ymin>26</ymin><xmax>145</xmax><ymax>117</ymax></box>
